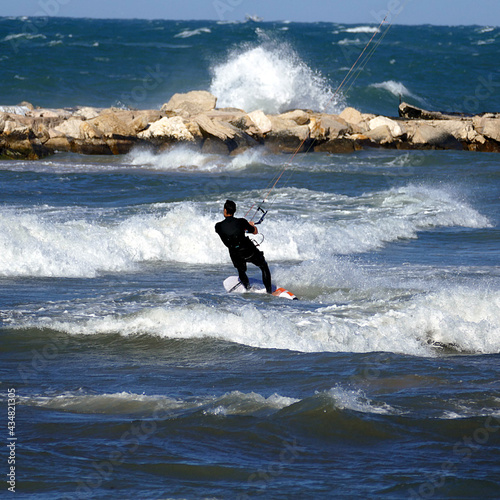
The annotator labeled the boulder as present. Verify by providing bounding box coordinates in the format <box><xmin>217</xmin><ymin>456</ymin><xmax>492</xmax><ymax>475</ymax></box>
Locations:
<box><xmin>52</xmin><ymin>118</ymin><xmax>86</xmax><ymax>139</ymax></box>
<box><xmin>248</xmin><ymin>110</ymin><xmax>272</xmax><ymax>134</ymax></box>
<box><xmin>2</xmin><ymin>118</ymin><xmax>31</xmax><ymax>140</ymax></box>
<box><xmin>399</xmin><ymin>101</ymin><xmax>471</xmax><ymax>120</ymax></box>
<box><xmin>28</xmin><ymin>108</ymin><xmax>66</xmax><ymax>119</ymax></box>
<box><xmin>43</xmin><ymin>136</ymin><xmax>72</xmax><ymax>152</ymax></box>
<box><xmin>129</xmin><ymin>110</ymin><xmax>162</xmax><ymax>134</ymax></box>
<box><xmin>369</xmin><ymin>116</ymin><xmax>404</xmax><ymax>137</ymax></box>
<box><xmin>473</xmin><ymin>116</ymin><xmax>500</xmax><ymax>142</ymax></box>
<box><xmin>161</xmin><ymin>91</ymin><xmax>217</xmax><ymax>117</ymax></box>
<box><xmin>224</xmin><ymin>113</ymin><xmax>262</xmax><ymax>137</ymax></box>
<box><xmin>138</xmin><ymin>116</ymin><xmax>195</xmax><ymax>142</ymax></box>
<box><xmin>0</xmin><ymin>139</ymin><xmax>51</xmax><ymax>159</ymax></box>
<box><xmin>199</xmin><ymin>109</ymin><xmax>260</xmax><ymax>137</ymax></box>
<box><xmin>266</xmin><ymin>115</ymin><xmax>310</xmax><ymax>152</ymax></box>
<box><xmin>433</xmin><ymin>119</ymin><xmax>481</xmax><ymax>143</ymax></box>
<box><xmin>365</xmin><ymin>125</ymin><xmax>394</xmax><ymax>145</ymax></box>
<box><xmin>194</xmin><ymin>114</ymin><xmax>259</xmax><ymax>153</ymax></box>
<box><xmin>339</xmin><ymin>107</ymin><xmax>365</xmax><ymax>125</ymax></box>
<box><xmin>338</xmin><ymin>107</ymin><xmax>373</xmax><ymax>133</ymax></box>
<box><xmin>313</xmin><ymin>138</ymin><xmax>357</xmax><ymax>154</ymax></box>
<box><xmin>19</xmin><ymin>101</ymin><xmax>35</xmax><ymax>111</ymax></box>
<box><xmin>87</xmin><ymin>109</ymin><xmax>137</xmax><ymax>138</ymax></box>
<box><xmin>194</xmin><ymin>114</ymin><xmax>235</xmax><ymax>141</ymax></box>
<box><xmin>409</xmin><ymin>123</ymin><xmax>462</xmax><ymax>150</ymax></box>
<box><xmin>0</xmin><ymin>112</ymin><xmax>7</xmax><ymax>134</ymax></box>
<box><xmin>72</xmin><ymin>107</ymin><xmax>102</xmax><ymax>120</ymax></box>
<box><xmin>313</xmin><ymin>115</ymin><xmax>350</xmax><ymax>140</ymax></box>
<box><xmin>278</xmin><ymin>110</ymin><xmax>310</xmax><ymax>126</ymax></box>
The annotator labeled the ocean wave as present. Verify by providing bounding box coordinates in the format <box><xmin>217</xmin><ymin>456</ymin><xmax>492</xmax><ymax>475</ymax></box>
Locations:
<box><xmin>210</xmin><ymin>37</ymin><xmax>342</xmax><ymax>114</ymax></box>
<box><xmin>324</xmin><ymin>386</ymin><xmax>396</xmax><ymax>415</ymax></box>
<box><xmin>474</xmin><ymin>39</ymin><xmax>496</xmax><ymax>46</ymax></box>
<box><xmin>0</xmin><ymin>184</ymin><xmax>490</xmax><ymax>278</ymax></box>
<box><xmin>369</xmin><ymin>80</ymin><xmax>429</xmax><ymax>106</ymax></box>
<box><xmin>20</xmin><ymin>391</ymin><xmax>186</xmax><ymax>414</ymax></box>
<box><xmin>343</xmin><ymin>26</ymin><xmax>380</xmax><ymax>34</ymax></box>
<box><xmin>256</xmin><ymin>183</ymin><xmax>492</xmax><ymax>258</ymax></box>
<box><xmin>11</xmin><ymin>283</ymin><xmax>500</xmax><ymax>357</ymax></box>
<box><xmin>338</xmin><ymin>38</ymin><xmax>364</xmax><ymax>45</ymax></box>
<box><xmin>0</xmin><ymin>204</ymin><xmax>227</xmax><ymax>278</ymax></box>
<box><xmin>20</xmin><ymin>389</ymin><xmax>299</xmax><ymax>417</ymax></box>
<box><xmin>174</xmin><ymin>27</ymin><xmax>211</xmax><ymax>39</ymax></box>
<box><xmin>2</xmin><ymin>32</ymin><xmax>46</xmax><ymax>42</ymax></box>
<box><xmin>19</xmin><ymin>387</ymin><xmax>398</xmax><ymax>419</ymax></box>
<box><xmin>127</xmin><ymin>145</ymin><xmax>265</xmax><ymax>172</ymax></box>
<box><xmin>476</xmin><ymin>26</ymin><xmax>496</xmax><ymax>34</ymax></box>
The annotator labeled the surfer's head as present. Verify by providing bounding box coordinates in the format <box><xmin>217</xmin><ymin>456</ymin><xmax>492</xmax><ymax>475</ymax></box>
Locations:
<box><xmin>224</xmin><ymin>199</ymin><xmax>236</xmax><ymax>216</ymax></box>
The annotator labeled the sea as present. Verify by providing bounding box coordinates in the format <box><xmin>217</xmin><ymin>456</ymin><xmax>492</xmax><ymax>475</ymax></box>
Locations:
<box><xmin>1</xmin><ymin>17</ymin><xmax>499</xmax><ymax>499</ymax></box>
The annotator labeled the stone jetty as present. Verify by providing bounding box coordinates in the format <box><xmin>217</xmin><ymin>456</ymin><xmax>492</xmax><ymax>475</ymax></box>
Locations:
<box><xmin>1</xmin><ymin>91</ymin><xmax>499</xmax><ymax>160</ymax></box>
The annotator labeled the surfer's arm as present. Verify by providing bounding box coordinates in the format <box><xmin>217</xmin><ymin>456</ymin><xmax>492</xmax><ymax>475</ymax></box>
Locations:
<box><xmin>247</xmin><ymin>221</ymin><xmax>258</xmax><ymax>235</ymax></box>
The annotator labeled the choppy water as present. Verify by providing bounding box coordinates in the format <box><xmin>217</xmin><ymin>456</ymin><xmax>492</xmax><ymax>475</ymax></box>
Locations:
<box><xmin>1</xmin><ymin>17</ymin><xmax>500</xmax><ymax>499</ymax></box>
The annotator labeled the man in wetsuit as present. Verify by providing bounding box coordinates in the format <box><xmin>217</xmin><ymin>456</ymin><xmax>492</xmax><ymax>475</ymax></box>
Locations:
<box><xmin>215</xmin><ymin>199</ymin><xmax>272</xmax><ymax>294</ymax></box>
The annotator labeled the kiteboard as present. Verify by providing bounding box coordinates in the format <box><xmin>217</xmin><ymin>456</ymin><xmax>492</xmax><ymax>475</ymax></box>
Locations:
<box><xmin>223</xmin><ymin>276</ymin><xmax>298</xmax><ymax>300</ymax></box>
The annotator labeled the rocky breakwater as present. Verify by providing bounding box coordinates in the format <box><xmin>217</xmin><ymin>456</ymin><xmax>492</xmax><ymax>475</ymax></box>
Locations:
<box><xmin>1</xmin><ymin>91</ymin><xmax>499</xmax><ymax>160</ymax></box>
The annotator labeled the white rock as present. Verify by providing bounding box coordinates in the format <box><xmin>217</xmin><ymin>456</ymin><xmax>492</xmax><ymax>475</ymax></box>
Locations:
<box><xmin>138</xmin><ymin>116</ymin><xmax>195</xmax><ymax>141</ymax></box>
<box><xmin>369</xmin><ymin>116</ymin><xmax>404</xmax><ymax>137</ymax></box>
<box><xmin>248</xmin><ymin>110</ymin><xmax>272</xmax><ymax>134</ymax></box>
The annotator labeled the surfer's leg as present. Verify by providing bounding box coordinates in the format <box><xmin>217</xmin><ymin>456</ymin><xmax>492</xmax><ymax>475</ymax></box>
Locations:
<box><xmin>238</xmin><ymin>268</ymin><xmax>250</xmax><ymax>290</ymax></box>
<box><xmin>250</xmin><ymin>251</ymin><xmax>272</xmax><ymax>294</ymax></box>
<box><xmin>232</xmin><ymin>256</ymin><xmax>250</xmax><ymax>289</ymax></box>
<box><xmin>260</xmin><ymin>261</ymin><xmax>272</xmax><ymax>294</ymax></box>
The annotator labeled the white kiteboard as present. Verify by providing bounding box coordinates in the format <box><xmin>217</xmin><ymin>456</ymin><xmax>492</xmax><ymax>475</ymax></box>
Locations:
<box><xmin>223</xmin><ymin>276</ymin><xmax>298</xmax><ymax>300</ymax></box>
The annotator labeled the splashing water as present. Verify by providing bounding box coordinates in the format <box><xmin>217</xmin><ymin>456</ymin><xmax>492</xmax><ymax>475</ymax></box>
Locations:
<box><xmin>210</xmin><ymin>39</ymin><xmax>343</xmax><ymax>114</ymax></box>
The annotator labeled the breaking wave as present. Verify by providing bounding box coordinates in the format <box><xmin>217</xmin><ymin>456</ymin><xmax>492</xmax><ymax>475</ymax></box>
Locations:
<box><xmin>210</xmin><ymin>37</ymin><xmax>342</xmax><ymax>113</ymax></box>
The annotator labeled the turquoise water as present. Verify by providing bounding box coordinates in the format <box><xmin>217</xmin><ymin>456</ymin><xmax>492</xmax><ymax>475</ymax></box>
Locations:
<box><xmin>1</xmin><ymin>18</ymin><xmax>500</xmax><ymax>499</ymax></box>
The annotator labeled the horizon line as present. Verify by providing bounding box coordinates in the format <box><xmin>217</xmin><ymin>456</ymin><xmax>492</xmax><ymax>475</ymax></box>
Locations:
<box><xmin>0</xmin><ymin>15</ymin><xmax>498</xmax><ymax>28</ymax></box>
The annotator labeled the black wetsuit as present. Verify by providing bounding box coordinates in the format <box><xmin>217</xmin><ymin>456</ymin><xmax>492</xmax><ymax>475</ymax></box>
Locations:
<box><xmin>215</xmin><ymin>216</ymin><xmax>272</xmax><ymax>293</ymax></box>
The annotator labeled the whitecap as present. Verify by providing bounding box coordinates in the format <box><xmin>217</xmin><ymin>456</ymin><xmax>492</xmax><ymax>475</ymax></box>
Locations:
<box><xmin>338</xmin><ymin>38</ymin><xmax>363</xmax><ymax>45</ymax></box>
<box><xmin>174</xmin><ymin>27</ymin><xmax>211</xmax><ymax>39</ymax></box>
<box><xmin>2</xmin><ymin>32</ymin><xmax>46</xmax><ymax>42</ymax></box>
<box><xmin>344</xmin><ymin>26</ymin><xmax>380</xmax><ymax>34</ymax></box>
<box><xmin>370</xmin><ymin>80</ymin><xmax>430</xmax><ymax>106</ymax></box>
<box><xmin>325</xmin><ymin>386</ymin><xmax>397</xmax><ymax>415</ymax></box>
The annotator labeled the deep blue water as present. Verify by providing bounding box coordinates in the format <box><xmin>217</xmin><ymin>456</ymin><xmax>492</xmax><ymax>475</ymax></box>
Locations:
<box><xmin>1</xmin><ymin>18</ymin><xmax>500</xmax><ymax>499</ymax></box>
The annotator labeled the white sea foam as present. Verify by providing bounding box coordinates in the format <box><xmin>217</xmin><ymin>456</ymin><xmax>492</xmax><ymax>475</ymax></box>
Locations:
<box><xmin>475</xmin><ymin>39</ymin><xmax>496</xmax><ymax>46</ymax></box>
<box><xmin>12</xmin><ymin>277</ymin><xmax>499</xmax><ymax>357</ymax></box>
<box><xmin>2</xmin><ymin>33</ymin><xmax>46</xmax><ymax>42</ymax></box>
<box><xmin>395</xmin><ymin>287</ymin><xmax>500</xmax><ymax>354</ymax></box>
<box><xmin>324</xmin><ymin>386</ymin><xmax>396</xmax><ymax>414</ymax></box>
<box><xmin>174</xmin><ymin>27</ymin><xmax>211</xmax><ymax>39</ymax></box>
<box><xmin>210</xmin><ymin>38</ymin><xmax>342</xmax><ymax>113</ymax></box>
<box><xmin>477</xmin><ymin>26</ymin><xmax>495</xmax><ymax>34</ymax></box>
<box><xmin>128</xmin><ymin>146</ymin><xmax>217</xmax><ymax>171</ymax></box>
<box><xmin>338</xmin><ymin>38</ymin><xmax>363</xmax><ymax>46</ymax></box>
<box><xmin>127</xmin><ymin>145</ymin><xmax>265</xmax><ymax>172</ymax></box>
<box><xmin>0</xmin><ymin>184</ymin><xmax>490</xmax><ymax>278</ymax></box>
<box><xmin>0</xmin><ymin>204</ymin><xmax>226</xmax><ymax>278</ymax></box>
<box><xmin>256</xmin><ymin>184</ymin><xmax>491</xmax><ymax>259</ymax></box>
<box><xmin>202</xmin><ymin>391</ymin><xmax>299</xmax><ymax>416</ymax></box>
<box><xmin>344</xmin><ymin>26</ymin><xmax>380</xmax><ymax>34</ymax></box>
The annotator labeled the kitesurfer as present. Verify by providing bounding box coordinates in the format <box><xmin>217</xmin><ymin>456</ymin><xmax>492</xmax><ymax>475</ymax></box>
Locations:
<box><xmin>215</xmin><ymin>199</ymin><xmax>272</xmax><ymax>293</ymax></box>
